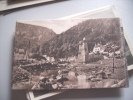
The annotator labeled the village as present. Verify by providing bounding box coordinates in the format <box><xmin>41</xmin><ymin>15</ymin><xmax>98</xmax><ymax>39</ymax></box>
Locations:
<box><xmin>14</xmin><ymin>37</ymin><xmax>122</xmax><ymax>64</ymax></box>
<box><xmin>12</xmin><ymin>37</ymin><xmax>125</xmax><ymax>90</ymax></box>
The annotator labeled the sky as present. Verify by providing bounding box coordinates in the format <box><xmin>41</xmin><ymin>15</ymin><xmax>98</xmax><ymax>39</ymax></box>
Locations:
<box><xmin>17</xmin><ymin>6</ymin><xmax>115</xmax><ymax>34</ymax></box>
<box><xmin>18</xmin><ymin>19</ymin><xmax>88</xmax><ymax>34</ymax></box>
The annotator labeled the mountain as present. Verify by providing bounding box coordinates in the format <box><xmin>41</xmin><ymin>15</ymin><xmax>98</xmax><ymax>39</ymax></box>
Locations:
<box><xmin>14</xmin><ymin>22</ymin><xmax>56</xmax><ymax>53</ymax></box>
<box><xmin>41</xmin><ymin>18</ymin><xmax>122</xmax><ymax>58</ymax></box>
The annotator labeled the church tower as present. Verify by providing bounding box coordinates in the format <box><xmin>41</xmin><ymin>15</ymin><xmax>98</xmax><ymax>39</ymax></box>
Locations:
<box><xmin>77</xmin><ymin>37</ymin><xmax>88</xmax><ymax>63</ymax></box>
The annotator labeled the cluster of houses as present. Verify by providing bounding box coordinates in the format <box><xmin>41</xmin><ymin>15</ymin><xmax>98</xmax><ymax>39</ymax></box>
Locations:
<box><xmin>42</xmin><ymin>55</ymin><xmax>55</xmax><ymax>62</ymax></box>
<box><xmin>91</xmin><ymin>43</ymin><xmax>122</xmax><ymax>58</ymax></box>
<box><xmin>14</xmin><ymin>50</ymin><xmax>77</xmax><ymax>65</ymax></box>
<box><xmin>14</xmin><ymin>37</ymin><xmax>122</xmax><ymax>65</ymax></box>
<box><xmin>77</xmin><ymin>37</ymin><xmax>122</xmax><ymax>63</ymax></box>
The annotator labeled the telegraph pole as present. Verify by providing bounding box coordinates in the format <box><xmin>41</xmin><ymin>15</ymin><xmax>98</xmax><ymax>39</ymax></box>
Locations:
<box><xmin>112</xmin><ymin>45</ymin><xmax>115</xmax><ymax>73</ymax></box>
<box><xmin>26</xmin><ymin>39</ymin><xmax>30</xmax><ymax>62</ymax></box>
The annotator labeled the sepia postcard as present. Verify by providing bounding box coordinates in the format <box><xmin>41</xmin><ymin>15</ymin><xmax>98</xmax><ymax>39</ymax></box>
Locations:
<box><xmin>26</xmin><ymin>5</ymin><xmax>133</xmax><ymax>100</ymax></box>
<box><xmin>12</xmin><ymin>18</ymin><xmax>128</xmax><ymax>90</ymax></box>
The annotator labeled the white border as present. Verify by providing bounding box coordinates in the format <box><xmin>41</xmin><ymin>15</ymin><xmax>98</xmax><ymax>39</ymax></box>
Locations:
<box><xmin>27</xmin><ymin>90</ymin><xmax>66</xmax><ymax>100</ymax></box>
<box><xmin>0</xmin><ymin>0</ymin><xmax>54</xmax><ymax>11</ymax></box>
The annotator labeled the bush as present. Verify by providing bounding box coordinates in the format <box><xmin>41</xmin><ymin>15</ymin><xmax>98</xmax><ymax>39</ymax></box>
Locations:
<box><xmin>12</xmin><ymin>67</ymin><xmax>31</xmax><ymax>83</ymax></box>
<box><xmin>87</xmin><ymin>54</ymin><xmax>103</xmax><ymax>63</ymax></box>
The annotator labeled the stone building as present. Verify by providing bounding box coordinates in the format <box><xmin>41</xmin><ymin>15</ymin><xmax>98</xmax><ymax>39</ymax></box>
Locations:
<box><xmin>77</xmin><ymin>37</ymin><xmax>89</xmax><ymax>63</ymax></box>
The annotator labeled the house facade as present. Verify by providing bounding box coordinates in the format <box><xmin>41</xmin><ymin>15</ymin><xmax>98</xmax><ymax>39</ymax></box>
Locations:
<box><xmin>93</xmin><ymin>43</ymin><xmax>105</xmax><ymax>54</ymax></box>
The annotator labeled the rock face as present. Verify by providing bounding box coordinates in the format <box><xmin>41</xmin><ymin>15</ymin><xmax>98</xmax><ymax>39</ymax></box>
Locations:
<box><xmin>42</xmin><ymin>18</ymin><xmax>122</xmax><ymax>58</ymax></box>
<box><xmin>14</xmin><ymin>22</ymin><xmax>56</xmax><ymax>53</ymax></box>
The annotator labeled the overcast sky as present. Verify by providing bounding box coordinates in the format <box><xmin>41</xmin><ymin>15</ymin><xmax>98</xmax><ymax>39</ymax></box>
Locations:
<box><xmin>18</xmin><ymin>19</ymin><xmax>88</xmax><ymax>34</ymax></box>
<box><xmin>17</xmin><ymin>7</ymin><xmax>115</xmax><ymax>35</ymax></box>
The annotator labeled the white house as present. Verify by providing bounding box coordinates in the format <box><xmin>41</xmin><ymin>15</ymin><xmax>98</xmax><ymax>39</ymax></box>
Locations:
<box><xmin>109</xmin><ymin>52</ymin><xmax>114</xmax><ymax>57</ymax></box>
<box><xmin>93</xmin><ymin>43</ymin><xmax>105</xmax><ymax>54</ymax></box>
<box><xmin>59</xmin><ymin>58</ymin><xmax>67</xmax><ymax>62</ymax></box>
<box><xmin>46</xmin><ymin>56</ymin><xmax>55</xmax><ymax>62</ymax></box>
<box><xmin>115</xmin><ymin>50</ymin><xmax>121</xmax><ymax>57</ymax></box>
<box><xmin>103</xmin><ymin>55</ymin><xmax>109</xmax><ymax>59</ymax></box>
<box><xmin>18</xmin><ymin>49</ymin><xmax>25</xmax><ymax>54</ymax></box>
<box><xmin>67</xmin><ymin>56</ymin><xmax>76</xmax><ymax>62</ymax></box>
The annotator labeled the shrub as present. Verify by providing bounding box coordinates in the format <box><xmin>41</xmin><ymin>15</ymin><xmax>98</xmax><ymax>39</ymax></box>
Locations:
<box><xmin>87</xmin><ymin>54</ymin><xmax>103</xmax><ymax>63</ymax></box>
<box><xmin>12</xmin><ymin>67</ymin><xmax>31</xmax><ymax>83</ymax></box>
